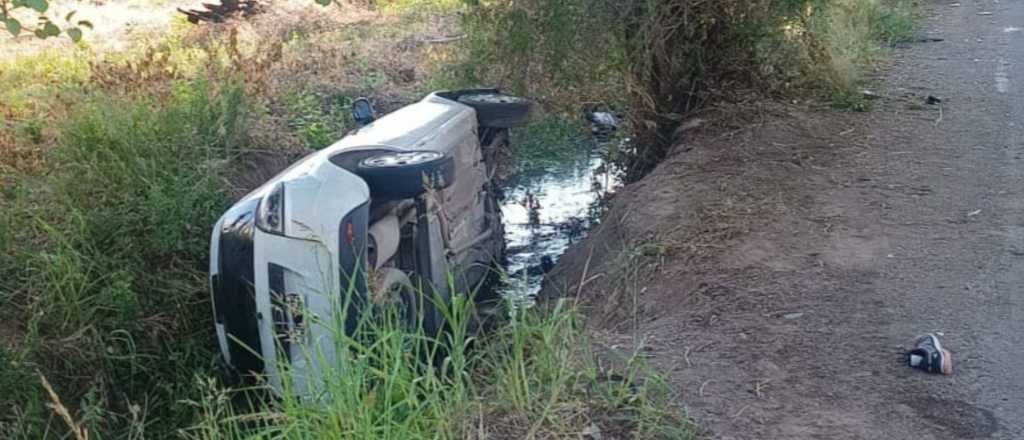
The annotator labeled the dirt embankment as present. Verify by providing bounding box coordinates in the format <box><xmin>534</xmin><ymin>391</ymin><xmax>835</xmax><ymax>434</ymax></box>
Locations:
<box><xmin>545</xmin><ymin>0</ymin><xmax>1024</xmax><ymax>438</ymax></box>
<box><xmin>546</xmin><ymin>103</ymin><xmax>878</xmax><ymax>438</ymax></box>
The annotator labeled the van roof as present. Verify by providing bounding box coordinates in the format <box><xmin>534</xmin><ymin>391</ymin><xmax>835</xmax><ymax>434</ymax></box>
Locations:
<box><xmin>325</xmin><ymin>93</ymin><xmax>476</xmax><ymax>154</ymax></box>
<box><xmin>234</xmin><ymin>92</ymin><xmax>476</xmax><ymax>204</ymax></box>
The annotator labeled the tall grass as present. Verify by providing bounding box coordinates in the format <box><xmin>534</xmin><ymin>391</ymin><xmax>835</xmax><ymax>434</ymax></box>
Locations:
<box><xmin>0</xmin><ymin>75</ymin><xmax>246</xmax><ymax>437</ymax></box>
<box><xmin>458</xmin><ymin>0</ymin><xmax>916</xmax><ymax>177</ymax></box>
<box><xmin>810</xmin><ymin>0</ymin><xmax>915</xmax><ymax>108</ymax></box>
<box><xmin>182</xmin><ymin>293</ymin><xmax>688</xmax><ymax>439</ymax></box>
<box><xmin>0</xmin><ymin>12</ymin><xmax>690</xmax><ymax>437</ymax></box>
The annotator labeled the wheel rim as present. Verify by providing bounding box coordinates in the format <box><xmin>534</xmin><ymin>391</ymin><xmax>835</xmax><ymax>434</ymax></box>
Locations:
<box><xmin>462</xmin><ymin>93</ymin><xmax>521</xmax><ymax>104</ymax></box>
<box><xmin>364</xmin><ymin>151</ymin><xmax>441</xmax><ymax>168</ymax></box>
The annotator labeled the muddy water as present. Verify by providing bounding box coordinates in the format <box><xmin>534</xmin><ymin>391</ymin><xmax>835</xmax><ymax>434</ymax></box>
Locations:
<box><xmin>498</xmin><ymin>133</ymin><xmax>622</xmax><ymax>302</ymax></box>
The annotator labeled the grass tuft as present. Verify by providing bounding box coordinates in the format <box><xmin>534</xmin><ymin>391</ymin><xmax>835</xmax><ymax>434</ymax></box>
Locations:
<box><xmin>181</xmin><ymin>293</ymin><xmax>689</xmax><ymax>439</ymax></box>
<box><xmin>456</xmin><ymin>0</ymin><xmax>917</xmax><ymax>172</ymax></box>
<box><xmin>1</xmin><ymin>73</ymin><xmax>246</xmax><ymax>437</ymax></box>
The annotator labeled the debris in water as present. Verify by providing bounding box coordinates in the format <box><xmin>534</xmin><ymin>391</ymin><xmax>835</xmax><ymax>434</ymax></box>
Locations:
<box><xmin>583</xmin><ymin>103</ymin><xmax>620</xmax><ymax>139</ymax></box>
<box><xmin>587</xmin><ymin>112</ymin><xmax>619</xmax><ymax>128</ymax></box>
<box><xmin>499</xmin><ymin>121</ymin><xmax>622</xmax><ymax>301</ymax></box>
<box><xmin>907</xmin><ymin>333</ymin><xmax>954</xmax><ymax>375</ymax></box>
<box><xmin>524</xmin><ymin>256</ymin><xmax>556</xmax><ymax>277</ymax></box>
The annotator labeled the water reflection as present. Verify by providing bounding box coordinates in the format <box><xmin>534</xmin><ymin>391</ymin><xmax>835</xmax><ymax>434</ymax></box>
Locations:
<box><xmin>499</xmin><ymin>134</ymin><xmax>622</xmax><ymax>302</ymax></box>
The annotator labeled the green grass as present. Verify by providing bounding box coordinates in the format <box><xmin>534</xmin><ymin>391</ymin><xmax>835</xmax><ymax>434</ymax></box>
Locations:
<box><xmin>457</xmin><ymin>0</ymin><xmax>917</xmax><ymax>162</ymax></box>
<box><xmin>0</xmin><ymin>49</ymin><xmax>91</xmax><ymax>116</ymax></box>
<box><xmin>806</xmin><ymin>0</ymin><xmax>916</xmax><ymax>108</ymax></box>
<box><xmin>0</xmin><ymin>75</ymin><xmax>246</xmax><ymax>438</ymax></box>
<box><xmin>282</xmin><ymin>89</ymin><xmax>355</xmax><ymax>150</ymax></box>
<box><xmin>377</xmin><ymin>0</ymin><xmax>464</xmax><ymax>15</ymax></box>
<box><xmin>0</xmin><ymin>49</ymin><xmax>92</xmax><ymax>165</ymax></box>
<box><xmin>0</xmin><ymin>3</ymin><xmax>697</xmax><ymax>437</ymax></box>
<box><xmin>182</xmin><ymin>293</ymin><xmax>689</xmax><ymax>439</ymax></box>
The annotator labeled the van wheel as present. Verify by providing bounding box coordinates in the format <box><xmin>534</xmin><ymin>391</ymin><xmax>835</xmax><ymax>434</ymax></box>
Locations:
<box><xmin>457</xmin><ymin>93</ymin><xmax>531</xmax><ymax>128</ymax></box>
<box><xmin>374</xmin><ymin>269</ymin><xmax>431</xmax><ymax>332</ymax></box>
<box><xmin>357</xmin><ymin>150</ymin><xmax>455</xmax><ymax>201</ymax></box>
<box><xmin>391</xmin><ymin>282</ymin><xmax>420</xmax><ymax>329</ymax></box>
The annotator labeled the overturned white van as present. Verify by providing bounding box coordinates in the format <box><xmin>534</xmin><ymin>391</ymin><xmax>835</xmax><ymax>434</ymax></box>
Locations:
<box><xmin>208</xmin><ymin>90</ymin><xmax>530</xmax><ymax>393</ymax></box>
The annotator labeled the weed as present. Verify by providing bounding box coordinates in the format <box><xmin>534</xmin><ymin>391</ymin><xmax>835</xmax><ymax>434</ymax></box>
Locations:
<box><xmin>283</xmin><ymin>90</ymin><xmax>354</xmax><ymax>150</ymax></box>
<box><xmin>460</xmin><ymin>0</ymin><xmax>916</xmax><ymax>175</ymax></box>
<box><xmin>56</xmin><ymin>78</ymin><xmax>242</xmax><ymax>258</ymax></box>
<box><xmin>180</xmin><ymin>291</ymin><xmax>688</xmax><ymax>439</ymax></box>
<box><xmin>0</xmin><ymin>2</ymin><xmax>707</xmax><ymax>437</ymax></box>
<box><xmin>781</xmin><ymin>0</ymin><xmax>916</xmax><ymax>107</ymax></box>
<box><xmin>0</xmin><ymin>49</ymin><xmax>90</xmax><ymax>119</ymax></box>
<box><xmin>1</xmin><ymin>74</ymin><xmax>246</xmax><ymax>437</ymax></box>
<box><xmin>377</xmin><ymin>0</ymin><xmax>463</xmax><ymax>15</ymax></box>
<box><xmin>830</xmin><ymin>88</ymin><xmax>872</xmax><ymax>111</ymax></box>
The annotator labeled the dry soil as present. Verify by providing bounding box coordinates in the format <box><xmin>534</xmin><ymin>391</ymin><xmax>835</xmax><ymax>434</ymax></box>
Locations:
<box><xmin>546</xmin><ymin>1</ymin><xmax>1024</xmax><ymax>438</ymax></box>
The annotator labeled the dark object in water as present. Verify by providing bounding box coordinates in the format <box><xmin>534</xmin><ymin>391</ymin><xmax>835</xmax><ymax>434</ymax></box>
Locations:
<box><xmin>583</xmin><ymin>103</ymin><xmax>620</xmax><ymax>139</ymax></box>
<box><xmin>524</xmin><ymin>256</ymin><xmax>556</xmax><ymax>277</ymax></box>
<box><xmin>540</xmin><ymin>255</ymin><xmax>555</xmax><ymax>274</ymax></box>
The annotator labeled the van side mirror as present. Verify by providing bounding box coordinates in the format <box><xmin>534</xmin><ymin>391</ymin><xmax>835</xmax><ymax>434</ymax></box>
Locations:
<box><xmin>352</xmin><ymin>98</ymin><xmax>376</xmax><ymax>127</ymax></box>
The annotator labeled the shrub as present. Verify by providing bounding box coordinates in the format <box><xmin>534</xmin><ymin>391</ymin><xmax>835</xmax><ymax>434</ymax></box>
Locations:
<box><xmin>183</xmin><ymin>295</ymin><xmax>688</xmax><ymax>439</ymax></box>
<box><xmin>1</xmin><ymin>75</ymin><xmax>247</xmax><ymax>437</ymax></box>
<box><xmin>283</xmin><ymin>90</ymin><xmax>354</xmax><ymax>150</ymax></box>
<box><xmin>459</xmin><ymin>0</ymin><xmax>916</xmax><ymax>177</ymax></box>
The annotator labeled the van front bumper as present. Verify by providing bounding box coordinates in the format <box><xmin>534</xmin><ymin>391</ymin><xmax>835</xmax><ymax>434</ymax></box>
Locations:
<box><xmin>210</xmin><ymin>199</ymin><xmax>369</xmax><ymax>395</ymax></box>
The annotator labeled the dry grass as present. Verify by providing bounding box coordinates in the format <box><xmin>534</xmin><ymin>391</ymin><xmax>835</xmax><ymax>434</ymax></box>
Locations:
<box><xmin>0</xmin><ymin>3</ymin><xmax>476</xmax><ymax>437</ymax></box>
<box><xmin>1</xmin><ymin>0</ymin><xmax>466</xmax><ymax>179</ymax></box>
<box><xmin>38</xmin><ymin>373</ymin><xmax>89</xmax><ymax>440</ymax></box>
<box><xmin>459</xmin><ymin>0</ymin><xmax>915</xmax><ymax>178</ymax></box>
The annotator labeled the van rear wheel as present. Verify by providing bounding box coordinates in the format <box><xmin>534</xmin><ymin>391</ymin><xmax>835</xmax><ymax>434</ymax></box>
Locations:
<box><xmin>457</xmin><ymin>92</ymin><xmax>531</xmax><ymax>128</ymax></box>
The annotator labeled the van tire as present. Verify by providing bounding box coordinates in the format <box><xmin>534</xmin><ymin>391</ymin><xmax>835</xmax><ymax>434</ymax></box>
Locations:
<box><xmin>356</xmin><ymin>151</ymin><xmax>455</xmax><ymax>201</ymax></box>
<box><xmin>457</xmin><ymin>93</ymin><xmax>531</xmax><ymax>128</ymax></box>
<box><xmin>376</xmin><ymin>269</ymin><xmax>421</xmax><ymax>329</ymax></box>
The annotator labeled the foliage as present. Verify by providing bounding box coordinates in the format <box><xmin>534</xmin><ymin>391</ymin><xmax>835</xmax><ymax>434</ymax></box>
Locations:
<box><xmin>459</xmin><ymin>0</ymin><xmax>916</xmax><ymax>178</ymax></box>
<box><xmin>283</xmin><ymin>90</ymin><xmax>355</xmax><ymax>150</ymax></box>
<box><xmin>0</xmin><ymin>0</ymin><xmax>916</xmax><ymax>436</ymax></box>
<box><xmin>182</xmin><ymin>296</ymin><xmax>688</xmax><ymax>439</ymax></box>
<box><xmin>1</xmin><ymin>0</ymin><xmax>91</xmax><ymax>41</ymax></box>
<box><xmin>0</xmin><ymin>76</ymin><xmax>247</xmax><ymax>437</ymax></box>
<box><xmin>0</xmin><ymin>6</ymin><xmax>687</xmax><ymax>436</ymax></box>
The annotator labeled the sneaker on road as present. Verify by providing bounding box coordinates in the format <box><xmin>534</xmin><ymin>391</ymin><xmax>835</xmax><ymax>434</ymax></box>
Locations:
<box><xmin>908</xmin><ymin>333</ymin><xmax>954</xmax><ymax>375</ymax></box>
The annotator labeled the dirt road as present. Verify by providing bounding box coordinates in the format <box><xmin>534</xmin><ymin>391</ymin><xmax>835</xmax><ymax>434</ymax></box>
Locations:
<box><xmin>547</xmin><ymin>0</ymin><xmax>1024</xmax><ymax>438</ymax></box>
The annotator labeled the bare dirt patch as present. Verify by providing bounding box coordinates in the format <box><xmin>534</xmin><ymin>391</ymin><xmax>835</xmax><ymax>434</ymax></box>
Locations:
<box><xmin>0</xmin><ymin>0</ymin><xmax>179</xmax><ymax>58</ymax></box>
<box><xmin>544</xmin><ymin>1</ymin><xmax>1024</xmax><ymax>438</ymax></box>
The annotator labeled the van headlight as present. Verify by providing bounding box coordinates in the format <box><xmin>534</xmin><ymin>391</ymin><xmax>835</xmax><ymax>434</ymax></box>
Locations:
<box><xmin>256</xmin><ymin>183</ymin><xmax>285</xmax><ymax>235</ymax></box>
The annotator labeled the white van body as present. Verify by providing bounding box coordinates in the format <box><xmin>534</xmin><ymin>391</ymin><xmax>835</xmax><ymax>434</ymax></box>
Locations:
<box><xmin>208</xmin><ymin>91</ymin><xmax>521</xmax><ymax>394</ymax></box>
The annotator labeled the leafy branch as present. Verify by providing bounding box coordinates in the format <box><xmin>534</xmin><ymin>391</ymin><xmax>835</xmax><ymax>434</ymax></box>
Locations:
<box><xmin>1</xmin><ymin>0</ymin><xmax>92</xmax><ymax>41</ymax></box>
